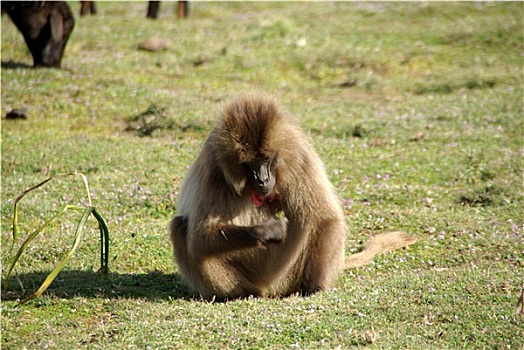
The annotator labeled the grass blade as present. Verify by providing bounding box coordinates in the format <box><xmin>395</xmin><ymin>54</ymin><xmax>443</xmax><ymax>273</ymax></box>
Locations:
<box><xmin>5</xmin><ymin>172</ymin><xmax>110</xmax><ymax>303</ymax></box>
<box><xmin>12</xmin><ymin>172</ymin><xmax>93</xmax><ymax>241</ymax></box>
<box><xmin>76</xmin><ymin>172</ymin><xmax>93</xmax><ymax>206</ymax></box>
<box><xmin>20</xmin><ymin>207</ymin><xmax>94</xmax><ymax>304</ymax></box>
<box><xmin>12</xmin><ymin>177</ymin><xmax>53</xmax><ymax>241</ymax></box>
<box><xmin>92</xmin><ymin>208</ymin><xmax>110</xmax><ymax>276</ymax></box>
<box><xmin>4</xmin><ymin>205</ymin><xmax>85</xmax><ymax>291</ymax></box>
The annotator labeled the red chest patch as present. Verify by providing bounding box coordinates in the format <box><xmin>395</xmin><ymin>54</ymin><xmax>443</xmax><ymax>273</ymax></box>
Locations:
<box><xmin>248</xmin><ymin>188</ymin><xmax>279</xmax><ymax>207</ymax></box>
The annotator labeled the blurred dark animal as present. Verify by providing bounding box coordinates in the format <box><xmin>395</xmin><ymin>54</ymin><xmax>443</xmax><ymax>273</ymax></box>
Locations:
<box><xmin>79</xmin><ymin>1</ymin><xmax>96</xmax><ymax>16</ymax></box>
<box><xmin>2</xmin><ymin>1</ymin><xmax>75</xmax><ymax>68</ymax></box>
<box><xmin>147</xmin><ymin>1</ymin><xmax>189</xmax><ymax>19</ymax></box>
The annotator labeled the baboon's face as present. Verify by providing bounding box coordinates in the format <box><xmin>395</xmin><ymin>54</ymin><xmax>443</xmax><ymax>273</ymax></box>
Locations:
<box><xmin>243</xmin><ymin>154</ymin><xmax>276</xmax><ymax>195</ymax></box>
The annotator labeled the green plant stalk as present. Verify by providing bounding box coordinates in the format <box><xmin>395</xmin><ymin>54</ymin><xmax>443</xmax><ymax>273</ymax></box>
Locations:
<box><xmin>12</xmin><ymin>172</ymin><xmax>92</xmax><ymax>242</ymax></box>
<box><xmin>92</xmin><ymin>208</ymin><xmax>110</xmax><ymax>276</ymax></box>
<box><xmin>20</xmin><ymin>207</ymin><xmax>94</xmax><ymax>304</ymax></box>
<box><xmin>12</xmin><ymin>177</ymin><xmax>53</xmax><ymax>242</ymax></box>
<box><xmin>5</xmin><ymin>172</ymin><xmax>110</xmax><ymax>303</ymax></box>
<box><xmin>77</xmin><ymin>172</ymin><xmax>93</xmax><ymax>206</ymax></box>
<box><xmin>4</xmin><ymin>204</ymin><xmax>85</xmax><ymax>291</ymax></box>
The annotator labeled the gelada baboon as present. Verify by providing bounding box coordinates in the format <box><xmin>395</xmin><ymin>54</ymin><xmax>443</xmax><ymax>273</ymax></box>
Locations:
<box><xmin>170</xmin><ymin>94</ymin><xmax>416</xmax><ymax>300</ymax></box>
<box><xmin>3</xmin><ymin>1</ymin><xmax>75</xmax><ymax>68</ymax></box>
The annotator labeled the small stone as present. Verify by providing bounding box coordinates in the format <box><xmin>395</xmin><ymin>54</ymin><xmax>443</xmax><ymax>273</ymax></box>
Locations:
<box><xmin>5</xmin><ymin>108</ymin><xmax>28</xmax><ymax>120</ymax></box>
<box><xmin>138</xmin><ymin>37</ymin><xmax>172</xmax><ymax>52</ymax></box>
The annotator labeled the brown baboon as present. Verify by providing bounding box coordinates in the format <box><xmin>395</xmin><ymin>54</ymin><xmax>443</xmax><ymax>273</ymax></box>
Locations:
<box><xmin>2</xmin><ymin>1</ymin><xmax>75</xmax><ymax>68</ymax></box>
<box><xmin>79</xmin><ymin>1</ymin><xmax>97</xmax><ymax>16</ymax></box>
<box><xmin>169</xmin><ymin>94</ymin><xmax>416</xmax><ymax>300</ymax></box>
<box><xmin>147</xmin><ymin>1</ymin><xmax>189</xmax><ymax>19</ymax></box>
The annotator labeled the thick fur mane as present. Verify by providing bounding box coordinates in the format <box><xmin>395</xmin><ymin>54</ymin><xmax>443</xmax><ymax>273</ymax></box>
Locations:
<box><xmin>170</xmin><ymin>93</ymin><xmax>416</xmax><ymax>299</ymax></box>
<box><xmin>210</xmin><ymin>94</ymin><xmax>299</xmax><ymax>196</ymax></box>
<box><xmin>214</xmin><ymin>94</ymin><xmax>291</xmax><ymax>161</ymax></box>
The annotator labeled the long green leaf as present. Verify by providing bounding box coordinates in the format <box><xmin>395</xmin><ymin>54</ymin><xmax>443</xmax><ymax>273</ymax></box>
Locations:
<box><xmin>6</xmin><ymin>172</ymin><xmax>110</xmax><ymax>304</ymax></box>
<box><xmin>92</xmin><ymin>208</ymin><xmax>110</xmax><ymax>276</ymax></box>
<box><xmin>76</xmin><ymin>172</ymin><xmax>92</xmax><ymax>206</ymax></box>
<box><xmin>12</xmin><ymin>172</ymin><xmax>92</xmax><ymax>241</ymax></box>
<box><xmin>12</xmin><ymin>177</ymin><xmax>53</xmax><ymax>241</ymax></box>
<box><xmin>4</xmin><ymin>205</ymin><xmax>85</xmax><ymax>291</ymax></box>
<box><xmin>20</xmin><ymin>207</ymin><xmax>94</xmax><ymax>304</ymax></box>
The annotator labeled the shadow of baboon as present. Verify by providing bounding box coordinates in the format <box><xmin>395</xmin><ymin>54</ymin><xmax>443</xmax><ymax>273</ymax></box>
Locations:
<box><xmin>2</xmin><ymin>270</ymin><xmax>195</xmax><ymax>302</ymax></box>
<box><xmin>2</xmin><ymin>1</ymin><xmax>75</xmax><ymax>68</ymax></box>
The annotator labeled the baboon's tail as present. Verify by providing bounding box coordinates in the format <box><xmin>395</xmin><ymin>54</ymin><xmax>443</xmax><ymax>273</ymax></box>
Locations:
<box><xmin>344</xmin><ymin>231</ymin><xmax>417</xmax><ymax>269</ymax></box>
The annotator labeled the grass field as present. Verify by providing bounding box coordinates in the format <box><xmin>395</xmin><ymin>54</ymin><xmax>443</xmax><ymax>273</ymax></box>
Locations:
<box><xmin>1</xmin><ymin>1</ymin><xmax>523</xmax><ymax>348</ymax></box>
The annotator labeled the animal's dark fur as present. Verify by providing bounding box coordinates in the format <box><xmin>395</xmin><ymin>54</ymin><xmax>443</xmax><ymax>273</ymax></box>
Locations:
<box><xmin>3</xmin><ymin>1</ymin><xmax>75</xmax><ymax>68</ymax></box>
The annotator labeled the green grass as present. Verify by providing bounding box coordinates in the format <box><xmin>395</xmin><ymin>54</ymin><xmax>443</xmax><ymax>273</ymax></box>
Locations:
<box><xmin>2</xmin><ymin>1</ymin><xmax>523</xmax><ymax>348</ymax></box>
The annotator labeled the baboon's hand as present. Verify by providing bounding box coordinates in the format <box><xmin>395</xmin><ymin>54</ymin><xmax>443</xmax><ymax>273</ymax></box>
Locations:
<box><xmin>255</xmin><ymin>216</ymin><xmax>288</xmax><ymax>244</ymax></box>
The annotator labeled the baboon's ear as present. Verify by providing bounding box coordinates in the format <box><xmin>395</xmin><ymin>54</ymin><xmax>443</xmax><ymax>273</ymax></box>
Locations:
<box><xmin>50</xmin><ymin>13</ymin><xmax>64</xmax><ymax>42</ymax></box>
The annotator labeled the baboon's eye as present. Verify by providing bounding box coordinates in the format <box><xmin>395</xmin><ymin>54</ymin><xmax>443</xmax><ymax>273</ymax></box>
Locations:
<box><xmin>242</xmin><ymin>163</ymin><xmax>256</xmax><ymax>177</ymax></box>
